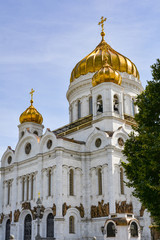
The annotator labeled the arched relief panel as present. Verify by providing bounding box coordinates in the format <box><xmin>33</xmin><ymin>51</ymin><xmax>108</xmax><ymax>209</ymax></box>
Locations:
<box><xmin>40</xmin><ymin>130</ymin><xmax>57</xmax><ymax>153</ymax></box>
<box><xmin>1</xmin><ymin>147</ymin><xmax>15</xmax><ymax>168</ymax></box>
<box><xmin>15</xmin><ymin>132</ymin><xmax>39</xmax><ymax>162</ymax></box>
<box><xmin>62</xmin><ymin>165</ymin><xmax>69</xmax><ymax>197</ymax></box>
<box><xmin>86</xmin><ymin>128</ymin><xmax>109</xmax><ymax>151</ymax></box>
<box><xmin>75</xmin><ymin>167</ymin><xmax>82</xmax><ymax>197</ymax></box>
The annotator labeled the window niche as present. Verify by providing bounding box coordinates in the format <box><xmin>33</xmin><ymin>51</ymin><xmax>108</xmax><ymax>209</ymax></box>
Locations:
<box><xmin>97</xmin><ymin>95</ymin><xmax>103</xmax><ymax>114</ymax></box>
<box><xmin>113</xmin><ymin>94</ymin><xmax>119</xmax><ymax>113</ymax></box>
<box><xmin>120</xmin><ymin>167</ymin><xmax>124</xmax><ymax>195</ymax></box>
<box><xmin>132</xmin><ymin>98</ymin><xmax>135</xmax><ymax>116</ymax></box>
<box><xmin>89</xmin><ymin>96</ymin><xmax>93</xmax><ymax>115</ymax></box>
<box><xmin>69</xmin><ymin>216</ymin><xmax>75</xmax><ymax>234</ymax></box>
<box><xmin>98</xmin><ymin>168</ymin><xmax>102</xmax><ymax>195</ymax></box>
<box><xmin>69</xmin><ymin>169</ymin><xmax>74</xmax><ymax>196</ymax></box>
<box><xmin>77</xmin><ymin>100</ymin><xmax>81</xmax><ymax>119</ymax></box>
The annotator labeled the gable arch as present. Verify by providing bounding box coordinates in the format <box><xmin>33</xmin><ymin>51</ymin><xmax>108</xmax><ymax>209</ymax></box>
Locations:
<box><xmin>112</xmin><ymin>127</ymin><xmax>129</xmax><ymax>148</ymax></box>
<box><xmin>40</xmin><ymin>130</ymin><xmax>57</xmax><ymax>153</ymax></box>
<box><xmin>86</xmin><ymin>128</ymin><xmax>109</xmax><ymax>151</ymax></box>
<box><xmin>15</xmin><ymin>131</ymin><xmax>39</xmax><ymax>162</ymax></box>
<box><xmin>1</xmin><ymin>147</ymin><xmax>15</xmax><ymax>168</ymax></box>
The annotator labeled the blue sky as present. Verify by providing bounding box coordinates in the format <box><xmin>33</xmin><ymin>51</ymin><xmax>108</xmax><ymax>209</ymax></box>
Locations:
<box><xmin>0</xmin><ymin>0</ymin><xmax>160</xmax><ymax>159</ymax></box>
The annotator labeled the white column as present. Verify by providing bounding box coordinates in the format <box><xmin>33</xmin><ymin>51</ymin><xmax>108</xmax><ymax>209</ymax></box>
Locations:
<box><xmin>107</xmin><ymin>148</ymin><xmax>116</xmax><ymax>213</ymax></box>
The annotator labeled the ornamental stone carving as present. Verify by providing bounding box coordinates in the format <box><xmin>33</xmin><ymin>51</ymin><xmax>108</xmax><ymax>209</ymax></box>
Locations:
<box><xmin>116</xmin><ymin>201</ymin><xmax>133</xmax><ymax>213</ymax></box>
<box><xmin>22</xmin><ymin>202</ymin><xmax>31</xmax><ymax>210</ymax></box>
<box><xmin>9</xmin><ymin>211</ymin><xmax>12</xmax><ymax>222</ymax></box>
<box><xmin>0</xmin><ymin>213</ymin><xmax>4</xmax><ymax>224</ymax></box>
<box><xmin>91</xmin><ymin>200</ymin><xmax>109</xmax><ymax>218</ymax></box>
<box><xmin>75</xmin><ymin>203</ymin><xmax>84</xmax><ymax>218</ymax></box>
<box><xmin>62</xmin><ymin>202</ymin><xmax>71</xmax><ymax>216</ymax></box>
<box><xmin>140</xmin><ymin>205</ymin><xmax>145</xmax><ymax>217</ymax></box>
<box><xmin>52</xmin><ymin>203</ymin><xmax>56</xmax><ymax>216</ymax></box>
<box><xmin>14</xmin><ymin>209</ymin><xmax>20</xmax><ymax>222</ymax></box>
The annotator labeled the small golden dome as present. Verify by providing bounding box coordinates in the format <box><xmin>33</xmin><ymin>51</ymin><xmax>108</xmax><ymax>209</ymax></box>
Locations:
<box><xmin>92</xmin><ymin>63</ymin><xmax>122</xmax><ymax>87</ymax></box>
<box><xmin>19</xmin><ymin>89</ymin><xmax>43</xmax><ymax>125</ymax></box>
<box><xmin>70</xmin><ymin>39</ymin><xmax>139</xmax><ymax>82</ymax></box>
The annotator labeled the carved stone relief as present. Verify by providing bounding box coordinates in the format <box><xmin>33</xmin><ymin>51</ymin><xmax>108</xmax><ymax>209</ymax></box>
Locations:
<box><xmin>91</xmin><ymin>200</ymin><xmax>109</xmax><ymax>218</ymax></box>
<box><xmin>0</xmin><ymin>213</ymin><xmax>4</xmax><ymax>224</ymax></box>
<box><xmin>14</xmin><ymin>209</ymin><xmax>20</xmax><ymax>222</ymax></box>
<box><xmin>62</xmin><ymin>202</ymin><xmax>71</xmax><ymax>216</ymax></box>
<box><xmin>75</xmin><ymin>203</ymin><xmax>84</xmax><ymax>218</ymax></box>
<box><xmin>62</xmin><ymin>202</ymin><xmax>85</xmax><ymax>218</ymax></box>
<box><xmin>140</xmin><ymin>205</ymin><xmax>145</xmax><ymax>217</ymax></box>
<box><xmin>116</xmin><ymin>201</ymin><xmax>133</xmax><ymax>213</ymax></box>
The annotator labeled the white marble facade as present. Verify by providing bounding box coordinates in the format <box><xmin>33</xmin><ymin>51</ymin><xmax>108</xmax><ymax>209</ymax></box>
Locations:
<box><xmin>0</xmin><ymin>40</ymin><xmax>151</xmax><ymax>240</ymax></box>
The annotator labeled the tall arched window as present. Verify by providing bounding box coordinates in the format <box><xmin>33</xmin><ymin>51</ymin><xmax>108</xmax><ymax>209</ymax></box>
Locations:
<box><xmin>77</xmin><ymin>100</ymin><xmax>81</xmax><ymax>119</ymax></box>
<box><xmin>7</xmin><ymin>182</ymin><xmax>10</xmax><ymax>205</ymax></box>
<box><xmin>89</xmin><ymin>96</ymin><xmax>93</xmax><ymax>115</ymax></box>
<box><xmin>47</xmin><ymin>213</ymin><xmax>54</xmax><ymax>238</ymax></box>
<box><xmin>5</xmin><ymin>219</ymin><xmax>10</xmax><ymax>240</ymax></box>
<box><xmin>48</xmin><ymin>169</ymin><xmax>52</xmax><ymax>197</ymax></box>
<box><xmin>69</xmin><ymin>169</ymin><xmax>74</xmax><ymax>196</ymax></box>
<box><xmin>107</xmin><ymin>222</ymin><xmax>116</xmax><ymax>237</ymax></box>
<box><xmin>97</xmin><ymin>95</ymin><xmax>103</xmax><ymax>113</ymax></box>
<box><xmin>98</xmin><ymin>168</ymin><xmax>102</xmax><ymax>195</ymax></box>
<box><xmin>70</xmin><ymin>105</ymin><xmax>73</xmax><ymax>122</ymax></box>
<box><xmin>130</xmin><ymin>222</ymin><xmax>138</xmax><ymax>237</ymax></box>
<box><xmin>113</xmin><ymin>95</ymin><xmax>119</xmax><ymax>113</ymax></box>
<box><xmin>132</xmin><ymin>98</ymin><xmax>135</xmax><ymax>116</ymax></box>
<box><xmin>24</xmin><ymin>214</ymin><xmax>32</xmax><ymax>240</ymax></box>
<box><xmin>120</xmin><ymin>167</ymin><xmax>124</xmax><ymax>194</ymax></box>
<box><xmin>69</xmin><ymin>216</ymin><xmax>75</xmax><ymax>234</ymax></box>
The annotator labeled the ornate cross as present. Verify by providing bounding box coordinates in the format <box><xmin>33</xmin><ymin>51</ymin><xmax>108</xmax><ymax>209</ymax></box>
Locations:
<box><xmin>30</xmin><ymin>88</ymin><xmax>35</xmax><ymax>105</ymax></box>
<box><xmin>98</xmin><ymin>16</ymin><xmax>107</xmax><ymax>33</ymax></box>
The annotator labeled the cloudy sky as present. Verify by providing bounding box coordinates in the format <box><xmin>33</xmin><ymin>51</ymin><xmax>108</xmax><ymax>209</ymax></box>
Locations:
<box><xmin>0</xmin><ymin>0</ymin><xmax>160</xmax><ymax>159</ymax></box>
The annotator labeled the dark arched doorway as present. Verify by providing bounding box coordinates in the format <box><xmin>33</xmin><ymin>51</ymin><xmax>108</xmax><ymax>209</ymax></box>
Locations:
<box><xmin>24</xmin><ymin>214</ymin><xmax>32</xmax><ymax>240</ymax></box>
<box><xmin>47</xmin><ymin>213</ymin><xmax>54</xmax><ymax>238</ymax></box>
<box><xmin>5</xmin><ymin>219</ymin><xmax>10</xmax><ymax>240</ymax></box>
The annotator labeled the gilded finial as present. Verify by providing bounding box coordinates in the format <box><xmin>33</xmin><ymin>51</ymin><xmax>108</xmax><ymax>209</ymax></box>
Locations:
<box><xmin>29</xmin><ymin>88</ymin><xmax>35</xmax><ymax>105</ymax></box>
<box><xmin>38</xmin><ymin>192</ymin><xmax>40</xmax><ymax>198</ymax></box>
<box><xmin>98</xmin><ymin>16</ymin><xmax>107</xmax><ymax>41</ymax></box>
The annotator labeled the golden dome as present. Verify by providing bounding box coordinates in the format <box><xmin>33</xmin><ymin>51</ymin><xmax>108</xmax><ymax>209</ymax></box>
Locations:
<box><xmin>70</xmin><ymin>36</ymin><xmax>139</xmax><ymax>83</ymax></box>
<box><xmin>92</xmin><ymin>63</ymin><xmax>122</xmax><ymax>87</ymax></box>
<box><xmin>19</xmin><ymin>89</ymin><xmax>43</xmax><ymax>125</ymax></box>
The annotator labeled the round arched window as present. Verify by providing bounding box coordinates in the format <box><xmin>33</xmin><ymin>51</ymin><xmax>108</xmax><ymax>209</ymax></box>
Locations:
<box><xmin>107</xmin><ymin>222</ymin><xmax>116</xmax><ymax>237</ymax></box>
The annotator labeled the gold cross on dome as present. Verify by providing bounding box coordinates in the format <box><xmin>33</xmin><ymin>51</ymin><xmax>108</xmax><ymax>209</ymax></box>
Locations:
<box><xmin>98</xmin><ymin>16</ymin><xmax>107</xmax><ymax>33</ymax></box>
<box><xmin>30</xmin><ymin>88</ymin><xmax>35</xmax><ymax>105</ymax></box>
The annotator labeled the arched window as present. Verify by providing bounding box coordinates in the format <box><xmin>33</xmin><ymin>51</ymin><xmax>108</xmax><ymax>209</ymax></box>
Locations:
<box><xmin>130</xmin><ymin>222</ymin><xmax>138</xmax><ymax>237</ymax></box>
<box><xmin>48</xmin><ymin>169</ymin><xmax>52</xmax><ymax>196</ymax></box>
<box><xmin>98</xmin><ymin>168</ymin><xmax>102</xmax><ymax>195</ymax></box>
<box><xmin>113</xmin><ymin>95</ymin><xmax>119</xmax><ymax>113</ymax></box>
<box><xmin>7</xmin><ymin>181</ymin><xmax>10</xmax><ymax>205</ymax></box>
<box><xmin>24</xmin><ymin>214</ymin><xmax>32</xmax><ymax>240</ymax></box>
<box><xmin>132</xmin><ymin>98</ymin><xmax>135</xmax><ymax>116</ymax></box>
<box><xmin>33</xmin><ymin>130</ymin><xmax>38</xmax><ymax>136</ymax></box>
<box><xmin>107</xmin><ymin>222</ymin><xmax>116</xmax><ymax>237</ymax></box>
<box><xmin>120</xmin><ymin>167</ymin><xmax>124</xmax><ymax>194</ymax></box>
<box><xmin>47</xmin><ymin>213</ymin><xmax>54</xmax><ymax>238</ymax></box>
<box><xmin>69</xmin><ymin>169</ymin><xmax>74</xmax><ymax>196</ymax></box>
<box><xmin>5</xmin><ymin>219</ymin><xmax>10</xmax><ymax>240</ymax></box>
<box><xmin>69</xmin><ymin>216</ymin><xmax>75</xmax><ymax>234</ymax></box>
<box><xmin>89</xmin><ymin>96</ymin><xmax>93</xmax><ymax>115</ymax></box>
<box><xmin>77</xmin><ymin>100</ymin><xmax>81</xmax><ymax>119</ymax></box>
<box><xmin>97</xmin><ymin>95</ymin><xmax>103</xmax><ymax>113</ymax></box>
<box><xmin>70</xmin><ymin>105</ymin><xmax>73</xmax><ymax>122</ymax></box>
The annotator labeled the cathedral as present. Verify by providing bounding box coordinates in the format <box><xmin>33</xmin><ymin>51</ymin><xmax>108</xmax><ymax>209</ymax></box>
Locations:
<box><xmin>0</xmin><ymin>17</ymin><xmax>151</xmax><ymax>240</ymax></box>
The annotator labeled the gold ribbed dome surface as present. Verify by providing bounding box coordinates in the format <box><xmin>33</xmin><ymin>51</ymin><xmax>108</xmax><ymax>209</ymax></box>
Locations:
<box><xmin>70</xmin><ymin>39</ymin><xmax>139</xmax><ymax>83</ymax></box>
<box><xmin>19</xmin><ymin>89</ymin><xmax>43</xmax><ymax>125</ymax></box>
<box><xmin>92</xmin><ymin>63</ymin><xmax>122</xmax><ymax>87</ymax></box>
